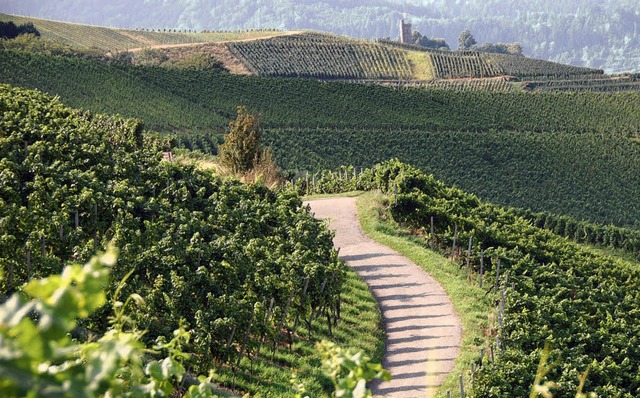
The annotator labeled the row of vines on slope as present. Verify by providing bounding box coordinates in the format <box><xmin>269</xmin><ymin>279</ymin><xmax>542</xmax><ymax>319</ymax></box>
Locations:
<box><xmin>380</xmin><ymin>160</ymin><xmax>640</xmax><ymax>397</ymax></box>
<box><xmin>0</xmin><ymin>84</ymin><xmax>345</xmax><ymax>394</ymax></box>
<box><xmin>5</xmin><ymin>49</ymin><xmax>640</xmax><ymax>134</ymax></box>
<box><xmin>227</xmin><ymin>32</ymin><xmax>413</xmax><ymax>80</ymax></box>
<box><xmin>289</xmin><ymin>160</ymin><xmax>640</xmax><ymax>396</ymax></box>
<box><xmin>264</xmin><ymin>128</ymin><xmax>640</xmax><ymax>229</ymax></box>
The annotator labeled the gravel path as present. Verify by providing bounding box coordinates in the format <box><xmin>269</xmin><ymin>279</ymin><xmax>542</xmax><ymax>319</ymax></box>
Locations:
<box><xmin>306</xmin><ymin>197</ymin><xmax>462</xmax><ymax>398</ymax></box>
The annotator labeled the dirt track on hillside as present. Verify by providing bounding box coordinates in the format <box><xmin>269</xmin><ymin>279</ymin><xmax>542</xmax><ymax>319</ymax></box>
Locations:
<box><xmin>127</xmin><ymin>31</ymin><xmax>303</xmax><ymax>52</ymax></box>
<box><xmin>307</xmin><ymin>197</ymin><xmax>462</xmax><ymax>398</ymax></box>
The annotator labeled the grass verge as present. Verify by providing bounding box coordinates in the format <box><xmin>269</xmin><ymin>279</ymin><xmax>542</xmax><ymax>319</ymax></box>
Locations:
<box><xmin>356</xmin><ymin>191</ymin><xmax>493</xmax><ymax>397</ymax></box>
<box><xmin>210</xmin><ymin>262</ymin><xmax>384</xmax><ymax>397</ymax></box>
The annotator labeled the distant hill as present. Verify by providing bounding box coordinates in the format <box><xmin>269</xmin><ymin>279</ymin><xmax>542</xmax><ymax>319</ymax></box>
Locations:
<box><xmin>7</xmin><ymin>14</ymin><xmax>636</xmax><ymax>92</ymax></box>
<box><xmin>0</xmin><ymin>13</ymin><xmax>286</xmax><ymax>51</ymax></box>
<box><xmin>3</xmin><ymin>47</ymin><xmax>640</xmax><ymax>227</ymax></box>
<box><xmin>2</xmin><ymin>1</ymin><xmax>640</xmax><ymax>73</ymax></box>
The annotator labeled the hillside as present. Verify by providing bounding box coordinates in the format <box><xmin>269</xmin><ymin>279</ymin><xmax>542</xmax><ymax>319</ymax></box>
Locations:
<box><xmin>0</xmin><ymin>13</ymin><xmax>286</xmax><ymax>51</ymax></box>
<box><xmin>0</xmin><ymin>83</ymin><xmax>383</xmax><ymax>396</ymax></box>
<box><xmin>3</xmin><ymin>1</ymin><xmax>640</xmax><ymax>73</ymax></box>
<box><xmin>368</xmin><ymin>161</ymin><xmax>640</xmax><ymax>396</ymax></box>
<box><xmin>8</xmin><ymin>13</ymin><xmax>640</xmax><ymax>93</ymax></box>
<box><xmin>3</xmin><ymin>47</ymin><xmax>640</xmax><ymax>227</ymax></box>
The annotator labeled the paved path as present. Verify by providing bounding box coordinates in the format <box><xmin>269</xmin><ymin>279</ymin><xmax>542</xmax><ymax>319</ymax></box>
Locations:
<box><xmin>306</xmin><ymin>197</ymin><xmax>462</xmax><ymax>398</ymax></box>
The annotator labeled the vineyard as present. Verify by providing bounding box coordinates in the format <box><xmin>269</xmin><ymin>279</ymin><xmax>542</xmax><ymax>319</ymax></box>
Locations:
<box><xmin>227</xmin><ymin>32</ymin><xmax>414</xmax><ymax>80</ymax></box>
<box><xmin>264</xmin><ymin>128</ymin><xmax>640</xmax><ymax>228</ymax></box>
<box><xmin>4</xmin><ymin>48</ymin><xmax>640</xmax><ymax>227</ymax></box>
<box><xmin>0</xmin><ymin>83</ymin><xmax>384</xmax><ymax>395</ymax></box>
<box><xmin>412</xmin><ymin>77</ymin><xmax>517</xmax><ymax>92</ymax></box>
<box><xmin>6</xmin><ymin>48</ymin><xmax>640</xmax><ymax>133</ymax></box>
<box><xmin>428</xmin><ymin>49</ymin><xmax>503</xmax><ymax>78</ymax></box>
<box><xmin>487</xmin><ymin>52</ymin><xmax>604</xmax><ymax>79</ymax></box>
<box><xmin>369</xmin><ymin>161</ymin><xmax>640</xmax><ymax>397</ymax></box>
<box><xmin>0</xmin><ymin>13</ymin><xmax>285</xmax><ymax>51</ymax></box>
<box><xmin>524</xmin><ymin>74</ymin><xmax>640</xmax><ymax>92</ymax></box>
<box><xmin>277</xmin><ymin>160</ymin><xmax>640</xmax><ymax>395</ymax></box>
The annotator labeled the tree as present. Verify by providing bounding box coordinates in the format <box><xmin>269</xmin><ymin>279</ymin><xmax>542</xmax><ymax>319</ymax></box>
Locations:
<box><xmin>218</xmin><ymin>106</ymin><xmax>282</xmax><ymax>186</ymax></box>
<box><xmin>218</xmin><ymin>106</ymin><xmax>262</xmax><ymax>174</ymax></box>
<box><xmin>458</xmin><ymin>29</ymin><xmax>477</xmax><ymax>50</ymax></box>
<box><xmin>412</xmin><ymin>30</ymin><xmax>450</xmax><ymax>50</ymax></box>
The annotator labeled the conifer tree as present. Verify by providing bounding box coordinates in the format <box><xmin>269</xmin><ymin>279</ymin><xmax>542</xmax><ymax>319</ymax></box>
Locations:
<box><xmin>218</xmin><ymin>106</ymin><xmax>261</xmax><ymax>173</ymax></box>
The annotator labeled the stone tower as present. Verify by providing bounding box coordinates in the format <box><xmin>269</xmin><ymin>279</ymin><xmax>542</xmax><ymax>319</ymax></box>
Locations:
<box><xmin>399</xmin><ymin>19</ymin><xmax>412</xmax><ymax>44</ymax></box>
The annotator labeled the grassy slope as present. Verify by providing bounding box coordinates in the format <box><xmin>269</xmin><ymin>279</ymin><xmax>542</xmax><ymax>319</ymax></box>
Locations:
<box><xmin>356</xmin><ymin>191</ymin><xmax>492</xmax><ymax>397</ymax></box>
<box><xmin>0</xmin><ymin>13</ymin><xmax>285</xmax><ymax>50</ymax></box>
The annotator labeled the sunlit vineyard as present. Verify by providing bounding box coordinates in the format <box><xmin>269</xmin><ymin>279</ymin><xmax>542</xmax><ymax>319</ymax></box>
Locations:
<box><xmin>4</xmin><ymin>48</ymin><xmax>640</xmax><ymax>135</ymax></box>
<box><xmin>0</xmin><ymin>83</ymin><xmax>385</xmax><ymax>396</ymax></box>
<box><xmin>264</xmin><ymin>128</ymin><xmax>640</xmax><ymax>228</ymax></box>
<box><xmin>524</xmin><ymin>75</ymin><xmax>640</xmax><ymax>92</ymax></box>
<box><xmin>415</xmin><ymin>77</ymin><xmax>518</xmax><ymax>92</ymax></box>
<box><xmin>228</xmin><ymin>32</ymin><xmax>414</xmax><ymax>79</ymax></box>
<box><xmin>0</xmin><ymin>49</ymin><xmax>225</xmax><ymax>131</ymax></box>
<box><xmin>428</xmin><ymin>50</ymin><xmax>503</xmax><ymax>78</ymax></box>
<box><xmin>373</xmin><ymin>161</ymin><xmax>640</xmax><ymax>396</ymax></box>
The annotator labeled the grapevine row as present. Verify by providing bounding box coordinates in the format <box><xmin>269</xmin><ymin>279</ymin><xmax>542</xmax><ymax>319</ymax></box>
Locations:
<box><xmin>0</xmin><ymin>84</ymin><xmax>344</xmax><ymax>379</ymax></box>
<box><xmin>228</xmin><ymin>33</ymin><xmax>413</xmax><ymax>80</ymax></box>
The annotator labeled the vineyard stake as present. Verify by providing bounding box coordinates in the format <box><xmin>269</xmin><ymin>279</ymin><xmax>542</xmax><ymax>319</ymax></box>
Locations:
<box><xmin>479</xmin><ymin>250</ymin><xmax>484</xmax><ymax>288</ymax></box>
<box><xmin>226</xmin><ymin>324</ymin><xmax>237</xmax><ymax>349</ymax></box>
<box><xmin>430</xmin><ymin>216</ymin><xmax>435</xmax><ymax>250</ymax></box>
<box><xmin>464</xmin><ymin>235</ymin><xmax>473</xmax><ymax>271</ymax></box>
<box><xmin>293</xmin><ymin>276</ymin><xmax>310</xmax><ymax>334</ymax></box>
<box><xmin>308</xmin><ymin>278</ymin><xmax>328</xmax><ymax>339</ymax></box>
<box><xmin>236</xmin><ymin>306</ymin><xmax>256</xmax><ymax>366</ymax></box>
<box><xmin>459</xmin><ymin>374</ymin><xmax>465</xmax><ymax>398</ymax></box>
<box><xmin>450</xmin><ymin>225</ymin><xmax>458</xmax><ymax>262</ymax></box>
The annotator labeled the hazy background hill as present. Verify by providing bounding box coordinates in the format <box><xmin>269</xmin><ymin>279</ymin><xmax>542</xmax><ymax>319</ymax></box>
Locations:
<box><xmin>2</xmin><ymin>0</ymin><xmax>640</xmax><ymax>73</ymax></box>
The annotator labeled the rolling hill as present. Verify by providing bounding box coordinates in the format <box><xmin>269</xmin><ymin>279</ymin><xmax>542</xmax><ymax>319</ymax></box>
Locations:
<box><xmin>3</xmin><ymin>0</ymin><xmax>640</xmax><ymax>73</ymax></box>
<box><xmin>2</xmin><ymin>44</ymin><xmax>640</xmax><ymax>227</ymax></box>
<box><xmin>2</xmin><ymin>15</ymin><xmax>640</xmax><ymax>228</ymax></box>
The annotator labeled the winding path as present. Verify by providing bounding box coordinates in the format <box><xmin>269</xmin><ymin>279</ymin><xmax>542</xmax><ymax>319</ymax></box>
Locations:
<box><xmin>306</xmin><ymin>197</ymin><xmax>462</xmax><ymax>398</ymax></box>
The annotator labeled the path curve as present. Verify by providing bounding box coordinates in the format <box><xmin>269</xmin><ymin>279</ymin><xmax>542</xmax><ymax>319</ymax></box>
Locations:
<box><xmin>306</xmin><ymin>197</ymin><xmax>462</xmax><ymax>398</ymax></box>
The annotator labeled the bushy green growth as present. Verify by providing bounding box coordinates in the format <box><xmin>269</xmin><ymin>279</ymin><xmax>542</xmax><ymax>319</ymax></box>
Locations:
<box><xmin>0</xmin><ymin>248</ymin><xmax>219</xmax><ymax>398</ymax></box>
<box><xmin>369</xmin><ymin>160</ymin><xmax>640</xmax><ymax>397</ymax></box>
<box><xmin>218</xmin><ymin>106</ymin><xmax>263</xmax><ymax>173</ymax></box>
<box><xmin>1</xmin><ymin>33</ymin><xmax>105</xmax><ymax>59</ymax></box>
<box><xmin>218</xmin><ymin>106</ymin><xmax>282</xmax><ymax>185</ymax></box>
<box><xmin>266</xmin><ymin>128</ymin><xmax>640</xmax><ymax>228</ymax></box>
<box><xmin>0</xmin><ymin>84</ymin><xmax>343</xmax><ymax>394</ymax></box>
<box><xmin>0</xmin><ymin>21</ymin><xmax>39</xmax><ymax>39</ymax></box>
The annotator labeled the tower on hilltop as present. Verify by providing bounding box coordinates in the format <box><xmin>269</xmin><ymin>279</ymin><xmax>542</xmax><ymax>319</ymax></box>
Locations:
<box><xmin>399</xmin><ymin>18</ymin><xmax>412</xmax><ymax>44</ymax></box>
